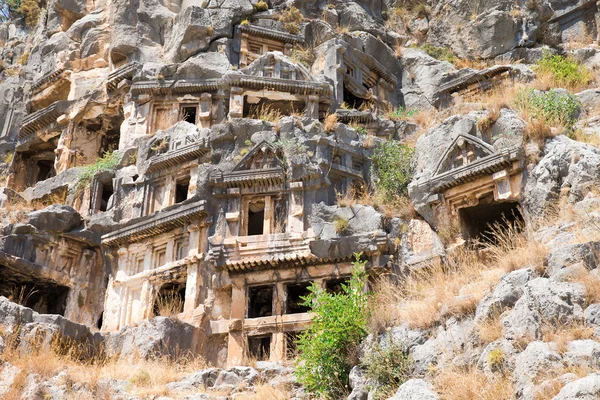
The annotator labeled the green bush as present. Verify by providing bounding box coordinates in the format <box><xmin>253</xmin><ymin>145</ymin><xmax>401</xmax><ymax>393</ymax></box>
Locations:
<box><xmin>515</xmin><ymin>88</ymin><xmax>581</xmax><ymax>128</ymax></box>
<box><xmin>535</xmin><ymin>51</ymin><xmax>592</xmax><ymax>89</ymax></box>
<box><xmin>76</xmin><ymin>151</ymin><xmax>120</xmax><ymax>192</ymax></box>
<box><xmin>420</xmin><ymin>43</ymin><xmax>455</xmax><ymax>64</ymax></box>
<box><xmin>372</xmin><ymin>141</ymin><xmax>415</xmax><ymax>198</ymax></box>
<box><xmin>361</xmin><ymin>335</ymin><xmax>413</xmax><ymax>399</ymax></box>
<box><xmin>387</xmin><ymin>106</ymin><xmax>418</xmax><ymax>120</ymax></box>
<box><xmin>295</xmin><ymin>255</ymin><xmax>370</xmax><ymax>399</ymax></box>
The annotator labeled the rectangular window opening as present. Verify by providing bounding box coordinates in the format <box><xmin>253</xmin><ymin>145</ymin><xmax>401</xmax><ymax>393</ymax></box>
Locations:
<box><xmin>99</xmin><ymin>180</ymin><xmax>114</xmax><ymax>212</ymax></box>
<box><xmin>247</xmin><ymin>199</ymin><xmax>265</xmax><ymax>236</ymax></box>
<box><xmin>285</xmin><ymin>331</ymin><xmax>300</xmax><ymax>359</ymax></box>
<box><xmin>248</xmin><ymin>285</ymin><xmax>273</xmax><ymax>318</ymax></box>
<box><xmin>326</xmin><ymin>278</ymin><xmax>350</xmax><ymax>295</ymax></box>
<box><xmin>36</xmin><ymin>160</ymin><xmax>55</xmax><ymax>183</ymax></box>
<box><xmin>285</xmin><ymin>282</ymin><xmax>312</xmax><ymax>314</ymax></box>
<box><xmin>248</xmin><ymin>334</ymin><xmax>271</xmax><ymax>361</ymax></box>
<box><xmin>175</xmin><ymin>177</ymin><xmax>190</xmax><ymax>204</ymax></box>
<box><xmin>180</xmin><ymin>105</ymin><xmax>198</xmax><ymax>124</ymax></box>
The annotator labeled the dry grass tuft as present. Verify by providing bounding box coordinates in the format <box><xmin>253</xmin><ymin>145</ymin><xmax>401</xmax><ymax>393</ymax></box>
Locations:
<box><xmin>324</xmin><ymin>113</ymin><xmax>338</xmax><ymax>133</ymax></box>
<box><xmin>0</xmin><ymin>328</ymin><xmax>208</xmax><ymax>399</ymax></box>
<box><xmin>234</xmin><ymin>384</ymin><xmax>292</xmax><ymax>400</ymax></box>
<box><xmin>368</xmin><ymin>276</ymin><xmax>403</xmax><ymax>334</ymax></box>
<box><xmin>433</xmin><ymin>365</ymin><xmax>514</xmax><ymax>400</ymax></box>
<box><xmin>541</xmin><ymin>320</ymin><xmax>595</xmax><ymax>355</ymax></box>
<box><xmin>477</xmin><ymin>313</ymin><xmax>504</xmax><ymax>344</ymax></box>
<box><xmin>247</xmin><ymin>103</ymin><xmax>283</xmax><ymax>123</ymax></box>
<box><xmin>396</xmin><ymin>247</ymin><xmax>502</xmax><ymax>329</ymax></box>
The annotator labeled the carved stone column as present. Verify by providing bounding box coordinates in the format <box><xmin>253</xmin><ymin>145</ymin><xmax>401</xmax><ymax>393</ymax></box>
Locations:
<box><xmin>229</xmin><ymin>87</ymin><xmax>244</xmax><ymax>119</ymax></box>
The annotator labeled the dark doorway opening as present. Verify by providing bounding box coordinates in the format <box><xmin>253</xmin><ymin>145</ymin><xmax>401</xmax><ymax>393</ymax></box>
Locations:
<box><xmin>175</xmin><ymin>177</ymin><xmax>190</xmax><ymax>204</ymax></box>
<box><xmin>0</xmin><ymin>265</ymin><xmax>70</xmax><ymax>315</ymax></box>
<box><xmin>100</xmin><ymin>180</ymin><xmax>114</xmax><ymax>212</ymax></box>
<box><xmin>459</xmin><ymin>200</ymin><xmax>524</xmax><ymax>242</ymax></box>
<box><xmin>181</xmin><ymin>106</ymin><xmax>198</xmax><ymax>124</ymax></box>
<box><xmin>342</xmin><ymin>85</ymin><xmax>369</xmax><ymax>110</ymax></box>
<box><xmin>36</xmin><ymin>160</ymin><xmax>55</xmax><ymax>183</ymax></box>
<box><xmin>285</xmin><ymin>331</ymin><xmax>300</xmax><ymax>359</ymax></box>
<box><xmin>153</xmin><ymin>282</ymin><xmax>186</xmax><ymax>317</ymax></box>
<box><xmin>248</xmin><ymin>285</ymin><xmax>273</xmax><ymax>318</ymax></box>
<box><xmin>248</xmin><ymin>334</ymin><xmax>271</xmax><ymax>361</ymax></box>
<box><xmin>326</xmin><ymin>278</ymin><xmax>350</xmax><ymax>295</ymax></box>
<box><xmin>286</xmin><ymin>282</ymin><xmax>312</xmax><ymax>314</ymax></box>
<box><xmin>247</xmin><ymin>200</ymin><xmax>265</xmax><ymax>236</ymax></box>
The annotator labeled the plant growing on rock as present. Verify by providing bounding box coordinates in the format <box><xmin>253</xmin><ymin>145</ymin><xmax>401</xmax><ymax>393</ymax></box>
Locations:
<box><xmin>295</xmin><ymin>255</ymin><xmax>369</xmax><ymax>399</ymax></box>
<box><xmin>420</xmin><ymin>43</ymin><xmax>455</xmax><ymax>64</ymax></box>
<box><xmin>254</xmin><ymin>0</ymin><xmax>268</xmax><ymax>12</ymax></box>
<box><xmin>76</xmin><ymin>151</ymin><xmax>120</xmax><ymax>193</ymax></box>
<box><xmin>361</xmin><ymin>335</ymin><xmax>413</xmax><ymax>399</ymax></box>
<box><xmin>534</xmin><ymin>51</ymin><xmax>592</xmax><ymax>91</ymax></box>
<box><xmin>372</xmin><ymin>141</ymin><xmax>415</xmax><ymax>198</ymax></box>
<box><xmin>515</xmin><ymin>89</ymin><xmax>581</xmax><ymax>147</ymax></box>
<box><xmin>334</xmin><ymin>216</ymin><xmax>350</xmax><ymax>234</ymax></box>
<box><xmin>279</xmin><ymin>6</ymin><xmax>303</xmax><ymax>34</ymax></box>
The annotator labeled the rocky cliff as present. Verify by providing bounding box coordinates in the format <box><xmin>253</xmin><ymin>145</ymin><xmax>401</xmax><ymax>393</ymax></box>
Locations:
<box><xmin>2</xmin><ymin>0</ymin><xmax>600</xmax><ymax>399</ymax></box>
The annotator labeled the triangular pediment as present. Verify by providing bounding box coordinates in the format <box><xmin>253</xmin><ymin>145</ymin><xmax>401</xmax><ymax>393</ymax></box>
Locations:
<box><xmin>233</xmin><ymin>141</ymin><xmax>284</xmax><ymax>172</ymax></box>
<box><xmin>242</xmin><ymin>52</ymin><xmax>313</xmax><ymax>81</ymax></box>
<box><xmin>433</xmin><ymin>134</ymin><xmax>495</xmax><ymax>176</ymax></box>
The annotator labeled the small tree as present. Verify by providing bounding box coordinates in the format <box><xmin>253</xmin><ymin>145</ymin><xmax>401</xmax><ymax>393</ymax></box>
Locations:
<box><xmin>372</xmin><ymin>141</ymin><xmax>415</xmax><ymax>198</ymax></box>
<box><xmin>295</xmin><ymin>254</ymin><xmax>370</xmax><ymax>399</ymax></box>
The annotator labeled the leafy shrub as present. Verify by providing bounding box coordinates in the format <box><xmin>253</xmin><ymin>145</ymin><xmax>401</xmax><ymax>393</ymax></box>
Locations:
<box><xmin>372</xmin><ymin>141</ymin><xmax>415</xmax><ymax>198</ymax></box>
<box><xmin>421</xmin><ymin>43</ymin><xmax>455</xmax><ymax>64</ymax></box>
<box><xmin>515</xmin><ymin>88</ymin><xmax>581</xmax><ymax>128</ymax></box>
<box><xmin>535</xmin><ymin>51</ymin><xmax>592</xmax><ymax>90</ymax></box>
<box><xmin>295</xmin><ymin>256</ymin><xmax>370</xmax><ymax>399</ymax></box>
<box><xmin>76</xmin><ymin>151</ymin><xmax>120</xmax><ymax>192</ymax></box>
<box><xmin>362</xmin><ymin>335</ymin><xmax>413</xmax><ymax>399</ymax></box>
<box><xmin>280</xmin><ymin>6</ymin><xmax>303</xmax><ymax>34</ymax></box>
<box><xmin>387</xmin><ymin>106</ymin><xmax>418</xmax><ymax>120</ymax></box>
<box><xmin>254</xmin><ymin>0</ymin><xmax>268</xmax><ymax>12</ymax></box>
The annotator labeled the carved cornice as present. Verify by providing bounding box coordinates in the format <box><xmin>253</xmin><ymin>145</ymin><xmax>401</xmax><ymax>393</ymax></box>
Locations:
<box><xmin>239</xmin><ymin>24</ymin><xmax>304</xmax><ymax>44</ymax></box>
<box><xmin>101</xmin><ymin>200</ymin><xmax>207</xmax><ymax>247</ymax></box>
<box><xmin>20</xmin><ymin>100</ymin><xmax>73</xmax><ymax>139</ymax></box>
<box><xmin>147</xmin><ymin>140</ymin><xmax>210</xmax><ymax>173</ymax></box>
<box><xmin>423</xmin><ymin>146</ymin><xmax>523</xmax><ymax>192</ymax></box>
<box><xmin>108</xmin><ymin>62</ymin><xmax>140</xmax><ymax>91</ymax></box>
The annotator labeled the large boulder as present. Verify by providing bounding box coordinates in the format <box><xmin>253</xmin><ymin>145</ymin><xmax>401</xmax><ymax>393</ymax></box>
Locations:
<box><xmin>389</xmin><ymin>378</ymin><xmax>440</xmax><ymax>400</ymax></box>
<box><xmin>475</xmin><ymin>268</ymin><xmax>536</xmax><ymax>322</ymax></box>
<box><xmin>103</xmin><ymin>317</ymin><xmax>200</xmax><ymax>360</ymax></box>
<box><xmin>502</xmin><ymin>278</ymin><xmax>586</xmax><ymax>341</ymax></box>
<box><xmin>552</xmin><ymin>373</ymin><xmax>600</xmax><ymax>400</ymax></box>
<box><xmin>546</xmin><ymin>241</ymin><xmax>600</xmax><ymax>277</ymax></box>
<box><xmin>514</xmin><ymin>341</ymin><xmax>562</xmax><ymax>399</ymax></box>
<box><xmin>523</xmin><ymin>136</ymin><xmax>600</xmax><ymax>218</ymax></box>
<box><xmin>26</xmin><ymin>205</ymin><xmax>83</xmax><ymax>233</ymax></box>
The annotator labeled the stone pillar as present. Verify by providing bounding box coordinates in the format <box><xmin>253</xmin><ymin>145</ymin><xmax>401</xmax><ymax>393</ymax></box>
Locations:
<box><xmin>289</xmin><ymin>182</ymin><xmax>304</xmax><ymax>233</ymax></box>
<box><xmin>214</xmin><ymin>89</ymin><xmax>227</xmax><ymax>124</ymax></box>
<box><xmin>199</xmin><ymin>93</ymin><xmax>212</xmax><ymax>128</ymax></box>
<box><xmin>187</xmin><ymin>223</ymin><xmax>201</xmax><ymax>256</ymax></box>
<box><xmin>264</xmin><ymin>195</ymin><xmax>273</xmax><ymax>235</ymax></box>
<box><xmin>229</xmin><ymin>87</ymin><xmax>244</xmax><ymax>119</ymax></box>
<box><xmin>227</xmin><ymin>279</ymin><xmax>246</xmax><ymax>367</ymax></box>
<box><xmin>184</xmin><ymin>261</ymin><xmax>201</xmax><ymax>314</ymax></box>
<box><xmin>305</xmin><ymin>94</ymin><xmax>319</xmax><ymax>119</ymax></box>
<box><xmin>272</xmin><ymin>332</ymin><xmax>285</xmax><ymax>361</ymax></box>
<box><xmin>239</xmin><ymin>34</ymin><xmax>249</xmax><ymax>68</ymax></box>
<box><xmin>226</xmin><ymin>188</ymin><xmax>241</xmax><ymax>237</ymax></box>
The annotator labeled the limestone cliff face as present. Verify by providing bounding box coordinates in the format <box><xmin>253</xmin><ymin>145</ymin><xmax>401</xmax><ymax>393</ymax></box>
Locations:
<box><xmin>2</xmin><ymin>0</ymin><xmax>600</xmax><ymax>398</ymax></box>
